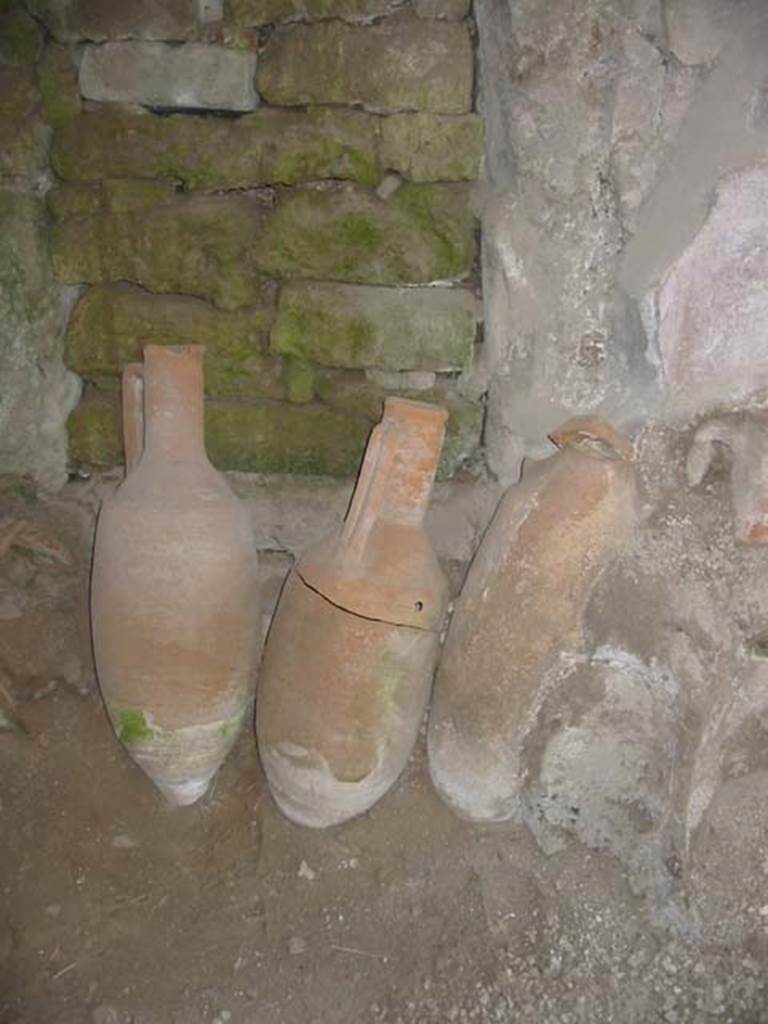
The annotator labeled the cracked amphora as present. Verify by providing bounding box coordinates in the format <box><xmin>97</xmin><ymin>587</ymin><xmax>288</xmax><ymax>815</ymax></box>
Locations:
<box><xmin>256</xmin><ymin>398</ymin><xmax>449</xmax><ymax>827</ymax></box>
<box><xmin>91</xmin><ymin>345</ymin><xmax>260</xmax><ymax>805</ymax></box>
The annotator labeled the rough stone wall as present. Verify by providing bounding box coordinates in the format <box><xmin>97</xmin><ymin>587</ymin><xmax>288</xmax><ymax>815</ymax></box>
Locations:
<box><xmin>478</xmin><ymin>0</ymin><xmax>768</xmax><ymax>483</ymax></box>
<box><xmin>0</xmin><ymin>3</ymin><xmax>80</xmax><ymax>490</ymax></box>
<box><xmin>35</xmin><ymin>0</ymin><xmax>485</xmax><ymax>479</ymax></box>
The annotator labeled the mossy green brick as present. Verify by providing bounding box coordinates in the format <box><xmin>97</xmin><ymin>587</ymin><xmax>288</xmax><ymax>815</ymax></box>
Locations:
<box><xmin>67</xmin><ymin>391</ymin><xmax>373</xmax><ymax>476</ymax></box>
<box><xmin>258</xmin><ymin>16</ymin><xmax>473</xmax><ymax>113</ymax></box>
<box><xmin>205</xmin><ymin>401</ymin><xmax>371</xmax><ymax>475</ymax></box>
<box><xmin>47</xmin><ymin>183</ymin><xmax>103</xmax><ymax>221</ymax></box>
<box><xmin>52</xmin><ymin>106</ymin><xmax>381</xmax><ymax>188</ymax></box>
<box><xmin>228</xmin><ymin>0</ymin><xmax>402</xmax><ymax>25</ymax></box>
<box><xmin>257</xmin><ymin>183</ymin><xmax>474</xmax><ymax>284</ymax></box>
<box><xmin>272</xmin><ymin>282</ymin><xmax>476</xmax><ymax>371</ymax></box>
<box><xmin>285</xmin><ymin>358</ymin><xmax>316</xmax><ymax>403</ymax></box>
<box><xmin>379</xmin><ymin>113</ymin><xmax>484</xmax><ymax>182</ymax></box>
<box><xmin>66</xmin><ymin>284</ymin><xmax>283</xmax><ymax>400</ymax></box>
<box><xmin>67</xmin><ymin>393</ymin><xmax>123</xmax><ymax>466</ymax></box>
<box><xmin>38</xmin><ymin>44</ymin><xmax>80</xmax><ymax>125</ymax></box>
<box><xmin>50</xmin><ymin>193</ymin><xmax>271</xmax><ymax>310</ymax></box>
<box><xmin>27</xmin><ymin>0</ymin><xmax>198</xmax><ymax>43</ymax></box>
<box><xmin>0</xmin><ymin>8</ymin><xmax>43</xmax><ymax>66</ymax></box>
<box><xmin>47</xmin><ymin>180</ymin><xmax>177</xmax><ymax>220</ymax></box>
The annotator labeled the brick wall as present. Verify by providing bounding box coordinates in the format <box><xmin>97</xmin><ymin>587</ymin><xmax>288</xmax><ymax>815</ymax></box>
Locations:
<box><xmin>37</xmin><ymin>0</ymin><xmax>484</xmax><ymax>478</ymax></box>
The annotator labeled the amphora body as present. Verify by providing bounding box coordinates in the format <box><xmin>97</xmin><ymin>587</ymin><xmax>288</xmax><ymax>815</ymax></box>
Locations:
<box><xmin>428</xmin><ymin>417</ymin><xmax>637</xmax><ymax>823</ymax></box>
<box><xmin>257</xmin><ymin>398</ymin><xmax>449</xmax><ymax>827</ymax></box>
<box><xmin>91</xmin><ymin>345</ymin><xmax>260</xmax><ymax>805</ymax></box>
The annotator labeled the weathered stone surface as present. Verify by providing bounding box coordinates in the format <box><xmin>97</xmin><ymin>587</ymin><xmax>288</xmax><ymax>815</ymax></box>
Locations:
<box><xmin>0</xmin><ymin>67</ymin><xmax>48</xmax><ymax>181</ymax></box>
<box><xmin>619</xmin><ymin>14</ymin><xmax>768</xmax><ymax>299</ymax></box>
<box><xmin>0</xmin><ymin>192</ymin><xmax>80</xmax><ymax>488</ymax></box>
<box><xmin>27</xmin><ymin>0</ymin><xmax>198</xmax><ymax>42</ymax></box>
<box><xmin>380</xmin><ymin>113</ymin><xmax>483</xmax><ymax>181</ymax></box>
<box><xmin>256</xmin><ymin>183</ymin><xmax>474</xmax><ymax>284</ymax></box>
<box><xmin>50</xmin><ymin>193</ymin><xmax>271</xmax><ymax>309</ymax></box>
<box><xmin>654</xmin><ymin>165</ymin><xmax>768</xmax><ymax>416</ymax></box>
<box><xmin>476</xmin><ymin>0</ymin><xmax>660</xmax><ymax>483</ymax></box>
<box><xmin>0</xmin><ymin>8</ymin><xmax>44</xmax><ymax>65</ymax></box>
<box><xmin>258</xmin><ymin>16</ymin><xmax>473</xmax><ymax>113</ymax></box>
<box><xmin>68</xmin><ymin>393</ymin><xmax>373</xmax><ymax>475</ymax></box>
<box><xmin>47</xmin><ymin>180</ymin><xmax>178</xmax><ymax>219</ymax></box>
<box><xmin>53</xmin><ymin>106</ymin><xmax>380</xmax><ymax>188</ymax></box>
<box><xmin>66</xmin><ymin>284</ymin><xmax>283</xmax><ymax>400</ymax></box>
<box><xmin>229</xmin><ymin>0</ymin><xmax>404</xmax><ymax>23</ymax></box>
<box><xmin>272</xmin><ymin>282</ymin><xmax>476</xmax><ymax>370</ymax></box>
<box><xmin>609</xmin><ymin>28</ymin><xmax>698</xmax><ymax>234</ymax></box>
<box><xmin>414</xmin><ymin>0</ymin><xmax>470</xmax><ymax>19</ymax></box>
<box><xmin>79</xmin><ymin>42</ymin><xmax>258</xmax><ymax>111</ymax></box>
<box><xmin>38</xmin><ymin>44</ymin><xmax>81</xmax><ymax>125</ymax></box>
<box><xmin>665</xmin><ymin>0</ymin><xmax>764</xmax><ymax>66</ymax></box>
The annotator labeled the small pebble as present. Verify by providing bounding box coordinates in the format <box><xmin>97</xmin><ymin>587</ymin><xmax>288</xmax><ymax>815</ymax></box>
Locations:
<box><xmin>45</xmin><ymin>904</ymin><xmax>61</xmax><ymax>918</ymax></box>
<box><xmin>289</xmin><ymin>937</ymin><xmax>306</xmax><ymax>955</ymax></box>
<box><xmin>298</xmin><ymin>860</ymin><xmax>316</xmax><ymax>881</ymax></box>
<box><xmin>111</xmin><ymin>834</ymin><xmax>139</xmax><ymax>850</ymax></box>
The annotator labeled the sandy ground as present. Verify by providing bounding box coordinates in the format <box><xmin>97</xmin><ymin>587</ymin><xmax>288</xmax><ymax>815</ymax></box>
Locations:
<box><xmin>2</xmin><ymin>453</ymin><xmax>768</xmax><ymax>1024</ymax></box>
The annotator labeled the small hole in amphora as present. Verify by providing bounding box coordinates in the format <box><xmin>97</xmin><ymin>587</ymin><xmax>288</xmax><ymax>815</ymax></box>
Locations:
<box><xmin>415</xmin><ymin>601</ymin><xmax>424</xmax><ymax>612</ymax></box>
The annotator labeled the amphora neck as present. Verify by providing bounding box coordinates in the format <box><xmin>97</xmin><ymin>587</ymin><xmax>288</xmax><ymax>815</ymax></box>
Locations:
<box><xmin>342</xmin><ymin>398</ymin><xmax>447</xmax><ymax>563</ymax></box>
<box><xmin>143</xmin><ymin>345</ymin><xmax>206</xmax><ymax>462</ymax></box>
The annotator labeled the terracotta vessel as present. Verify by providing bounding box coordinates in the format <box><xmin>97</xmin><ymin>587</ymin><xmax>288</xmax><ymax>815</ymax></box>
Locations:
<box><xmin>686</xmin><ymin>411</ymin><xmax>768</xmax><ymax>544</ymax></box>
<box><xmin>91</xmin><ymin>345</ymin><xmax>260</xmax><ymax>805</ymax></box>
<box><xmin>427</xmin><ymin>416</ymin><xmax>637</xmax><ymax>823</ymax></box>
<box><xmin>256</xmin><ymin>398</ymin><xmax>449</xmax><ymax>828</ymax></box>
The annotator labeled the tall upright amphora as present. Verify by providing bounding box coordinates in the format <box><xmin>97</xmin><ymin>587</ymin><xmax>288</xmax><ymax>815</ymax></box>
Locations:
<box><xmin>91</xmin><ymin>345</ymin><xmax>260</xmax><ymax>805</ymax></box>
<box><xmin>257</xmin><ymin>398</ymin><xmax>449</xmax><ymax>827</ymax></box>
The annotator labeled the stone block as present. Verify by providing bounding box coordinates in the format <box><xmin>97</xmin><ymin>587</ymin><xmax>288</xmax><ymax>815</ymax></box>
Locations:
<box><xmin>47</xmin><ymin>180</ymin><xmax>178</xmax><ymax>219</ymax></box>
<box><xmin>50</xmin><ymin>192</ymin><xmax>271</xmax><ymax>309</ymax></box>
<box><xmin>256</xmin><ymin>183</ymin><xmax>474</xmax><ymax>284</ymax></box>
<box><xmin>0</xmin><ymin>67</ymin><xmax>48</xmax><ymax>181</ymax></box>
<box><xmin>0</xmin><ymin>192</ymin><xmax>81</xmax><ymax>488</ymax></box>
<box><xmin>79</xmin><ymin>42</ymin><xmax>258</xmax><ymax>111</ymax></box>
<box><xmin>206</xmin><ymin>400</ymin><xmax>372</xmax><ymax>475</ymax></box>
<box><xmin>53</xmin><ymin>106</ymin><xmax>380</xmax><ymax>188</ymax></box>
<box><xmin>27</xmin><ymin>0</ymin><xmax>198</xmax><ymax>42</ymax></box>
<box><xmin>0</xmin><ymin>8</ymin><xmax>44</xmax><ymax>65</ymax></box>
<box><xmin>271</xmin><ymin>282</ymin><xmax>476</xmax><ymax>370</ymax></box>
<box><xmin>257</xmin><ymin>16</ymin><xmax>473</xmax><ymax>113</ymax></box>
<box><xmin>66</xmin><ymin>284</ymin><xmax>283</xmax><ymax>400</ymax></box>
<box><xmin>228</xmin><ymin>0</ymin><xmax>404</xmax><ymax>25</ymax></box>
<box><xmin>67</xmin><ymin>391</ymin><xmax>123</xmax><ymax>467</ymax></box>
<box><xmin>68</xmin><ymin>392</ymin><xmax>373</xmax><ymax>476</ymax></box>
<box><xmin>38</xmin><ymin>44</ymin><xmax>81</xmax><ymax>125</ymax></box>
<box><xmin>379</xmin><ymin>113</ymin><xmax>483</xmax><ymax>181</ymax></box>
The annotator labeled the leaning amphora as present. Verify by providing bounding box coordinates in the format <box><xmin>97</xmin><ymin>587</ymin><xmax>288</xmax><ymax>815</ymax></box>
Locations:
<box><xmin>428</xmin><ymin>417</ymin><xmax>637</xmax><ymax>823</ymax></box>
<box><xmin>91</xmin><ymin>345</ymin><xmax>260</xmax><ymax>805</ymax></box>
<box><xmin>256</xmin><ymin>398</ymin><xmax>449</xmax><ymax>828</ymax></box>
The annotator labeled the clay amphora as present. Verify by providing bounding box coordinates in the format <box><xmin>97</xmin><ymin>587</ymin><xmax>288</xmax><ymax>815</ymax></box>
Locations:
<box><xmin>256</xmin><ymin>397</ymin><xmax>449</xmax><ymax>828</ymax></box>
<box><xmin>91</xmin><ymin>345</ymin><xmax>260</xmax><ymax>805</ymax></box>
<box><xmin>427</xmin><ymin>417</ymin><xmax>636</xmax><ymax>823</ymax></box>
<box><xmin>686</xmin><ymin>411</ymin><xmax>768</xmax><ymax>544</ymax></box>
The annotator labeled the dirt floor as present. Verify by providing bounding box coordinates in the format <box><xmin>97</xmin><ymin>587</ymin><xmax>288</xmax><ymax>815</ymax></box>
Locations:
<box><xmin>3</xmin><ymin>455</ymin><xmax>768</xmax><ymax>1024</ymax></box>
